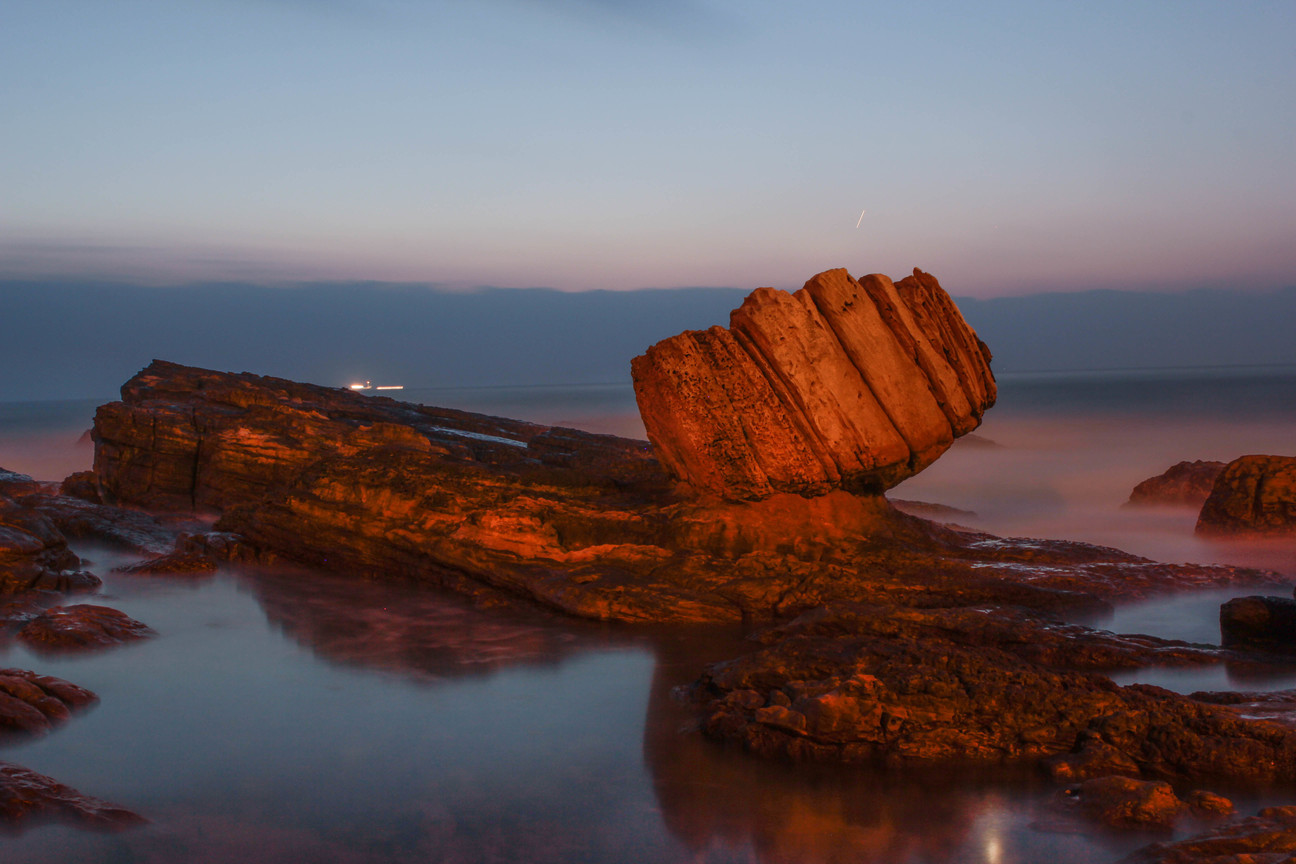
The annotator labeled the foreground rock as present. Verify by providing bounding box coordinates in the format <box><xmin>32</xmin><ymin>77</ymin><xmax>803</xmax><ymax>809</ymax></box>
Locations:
<box><xmin>1055</xmin><ymin>776</ymin><xmax>1231</xmax><ymax>830</ymax></box>
<box><xmin>1127</xmin><ymin>461</ymin><xmax>1226</xmax><ymax>508</ymax></box>
<box><xmin>0</xmin><ymin>761</ymin><xmax>144</xmax><ymax>831</ymax></box>
<box><xmin>1197</xmin><ymin>455</ymin><xmax>1296</xmax><ymax>537</ymax></box>
<box><xmin>0</xmin><ymin>494</ymin><xmax>97</xmax><ymax>595</ymax></box>
<box><xmin>688</xmin><ymin>604</ymin><xmax>1296</xmax><ymax>781</ymax></box>
<box><xmin>89</xmin><ymin>361</ymin><xmax>1273</xmax><ymax>624</ymax></box>
<box><xmin>1122</xmin><ymin>805</ymin><xmax>1296</xmax><ymax>863</ymax></box>
<box><xmin>0</xmin><ymin>669</ymin><xmax>96</xmax><ymax>738</ymax></box>
<box><xmin>631</xmin><ymin>268</ymin><xmax>996</xmax><ymax>501</ymax></box>
<box><xmin>17</xmin><ymin>605</ymin><xmax>155</xmax><ymax>652</ymax></box>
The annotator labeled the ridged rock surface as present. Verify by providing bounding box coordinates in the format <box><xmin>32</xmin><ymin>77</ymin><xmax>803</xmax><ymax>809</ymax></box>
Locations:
<box><xmin>631</xmin><ymin>268</ymin><xmax>995</xmax><ymax>501</ymax></box>
<box><xmin>1196</xmin><ymin>455</ymin><xmax>1296</xmax><ymax>537</ymax></box>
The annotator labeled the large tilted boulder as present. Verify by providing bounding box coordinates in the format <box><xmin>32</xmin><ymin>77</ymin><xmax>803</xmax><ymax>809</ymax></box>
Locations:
<box><xmin>1196</xmin><ymin>455</ymin><xmax>1296</xmax><ymax>537</ymax></box>
<box><xmin>1126</xmin><ymin>460</ymin><xmax>1227</xmax><ymax>508</ymax></box>
<box><xmin>631</xmin><ymin>268</ymin><xmax>995</xmax><ymax>501</ymax></box>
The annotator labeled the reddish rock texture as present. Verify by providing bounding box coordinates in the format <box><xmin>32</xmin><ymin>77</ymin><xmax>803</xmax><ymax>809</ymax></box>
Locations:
<box><xmin>1127</xmin><ymin>461</ymin><xmax>1227</xmax><ymax>508</ymax></box>
<box><xmin>631</xmin><ymin>268</ymin><xmax>995</xmax><ymax>501</ymax></box>
<box><xmin>17</xmin><ymin>604</ymin><xmax>155</xmax><ymax>652</ymax></box>
<box><xmin>88</xmin><ymin>361</ymin><xmax>1275</xmax><ymax>624</ymax></box>
<box><xmin>1196</xmin><ymin>455</ymin><xmax>1296</xmax><ymax>537</ymax></box>
<box><xmin>0</xmin><ymin>494</ymin><xmax>96</xmax><ymax>595</ymax></box>
<box><xmin>0</xmin><ymin>668</ymin><xmax>96</xmax><ymax>739</ymax></box>
<box><xmin>689</xmin><ymin>604</ymin><xmax>1296</xmax><ymax>781</ymax></box>
<box><xmin>0</xmin><ymin>761</ymin><xmax>144</xmax><ymax>831</ymax></box>
<box><xmin>1219</xmin><ymin>595</ymin><xmax>1296</xmax><ymax>652</ymax></box>
<box><xmin>1123</xmin><ymin>805</ymin><xmax>1296</xmax><ymax>863</ymax></box>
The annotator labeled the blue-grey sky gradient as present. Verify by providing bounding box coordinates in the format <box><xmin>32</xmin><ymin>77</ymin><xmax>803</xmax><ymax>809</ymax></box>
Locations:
<box><xmin>3</xmin><ymin>1</ymin><xmax>1294</xmax><ymax>295</ymax></box>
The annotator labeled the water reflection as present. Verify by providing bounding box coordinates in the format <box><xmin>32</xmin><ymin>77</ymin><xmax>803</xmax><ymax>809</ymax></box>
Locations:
<box><xmin>238</xmin><ymin>565</ymin><xmax>616</xmax><ymax>681</ymax></box>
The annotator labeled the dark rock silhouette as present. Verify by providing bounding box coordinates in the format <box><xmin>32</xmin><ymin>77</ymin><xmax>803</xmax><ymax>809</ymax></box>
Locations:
<box><xmin>1219</xmin><ymin>595</ymin><xmax>1296</xmax><ymax>651</ymax></box>
<box><xmin>0</xmin><ymin>761</ymin><xmax>145</xmax><ymax>832</ymax></box>
<box><xmin>1126</xmin><ymin>460</ymin><xmax>1226</xmax><ymax>508</ymax></box>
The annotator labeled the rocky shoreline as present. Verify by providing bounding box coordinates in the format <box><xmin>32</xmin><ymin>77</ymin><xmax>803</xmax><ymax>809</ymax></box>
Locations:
<box><xmin>4</xmin><ymin>268</ymin><xmax>1296</xmax><ymax>860</ymax></box>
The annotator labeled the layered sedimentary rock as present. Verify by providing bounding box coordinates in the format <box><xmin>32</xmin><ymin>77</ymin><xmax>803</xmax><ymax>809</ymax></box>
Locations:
<box><xmin>1196</xmin><ymin>455</ymin><xmax>1296</xmax><ymax>537</ymax></box>
<box><xmin>89</xmin><ymin>360</ymin><xmax>1274</xmax><ymax>624</ymax></box>
<box><xmin>631</xmin><ymin>268</ymin><xmax>995</xmax><ymax>501</ymax></box>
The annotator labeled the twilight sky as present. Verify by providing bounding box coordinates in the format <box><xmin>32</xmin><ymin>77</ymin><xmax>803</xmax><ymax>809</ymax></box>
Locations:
<box><xmin>3</xmin><ymin>1</ymin><xmax>1294</xmax><ymax>296</ymax></box>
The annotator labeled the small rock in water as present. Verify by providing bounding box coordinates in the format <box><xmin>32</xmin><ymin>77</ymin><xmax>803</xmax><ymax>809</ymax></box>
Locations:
<box><xmin>18</xmin><ymin>604</ymin><xmax>155</xmax><ymax>652</ymax></box>
<box><xmin>1219</xmin><ymin>595</ymin><xmax>1296</xmax><ymax>651</ymax></box>
<box><xmin>0</xmin><ymin>669</ymin><xmax>97</xmax><ymax>739</ymax></box>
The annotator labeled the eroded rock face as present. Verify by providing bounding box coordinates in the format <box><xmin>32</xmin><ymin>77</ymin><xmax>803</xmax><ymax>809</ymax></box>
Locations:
<box><xmin>1196</xmin><ymin>455</ymin><xmax>1296</xmax><ymax>537</ymax></box>
<box><xmin>1127</xmin><ymin>461</ymin><xmax>1227</xmax><ymax>508</ymax></box>
<box><xmin>631</xmin><ymin>268</ymin><xmax>995</xmax><ymax>501</ymax></box>
<box><xmin>1219</xmin><ymin>595</ymin><xmax>1296</xmax><ymax>652</ymax></box>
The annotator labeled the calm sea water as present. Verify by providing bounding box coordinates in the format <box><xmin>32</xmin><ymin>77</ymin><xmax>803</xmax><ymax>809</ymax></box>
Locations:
<box><xmin>2</xmin><ymin>367</ymin><xmax>1295</xmax><ymax>863</ymax></box>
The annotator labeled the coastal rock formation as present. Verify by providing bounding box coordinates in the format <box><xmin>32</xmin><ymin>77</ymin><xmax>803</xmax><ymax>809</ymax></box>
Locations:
<box><xmin>1126</xmin><ymin>461</ymin><xmax>1226</xmax><ymax>508</ymax></box>
<box><xmin>88</xmin><ymin>360</ymin><xmax>1276</xmax><ymax>624</ymax></box>
<box><xmin>1196</xmin><ymin>455</ymin><xmax>1296</xmax><ymax>537</ymax></box>
<box><xmin>1054</xmin><ymin>776</ymin><xmax>1228</xmax><ymax>829</ymax></box>
<box><xmin>631</xmin><ymin>268</ymin><xmax>995</xmax><ymax>501</ymax></box>
<box><xmin>688</xmin><ymin>604</ymin><xmax>1296</xmax><ymax>780</ymax></box>
<box><xmin>0</xmin><ymin>761</ymin><xmax>144</xmax><ymax>831</ymax></box>
<box><xmin>17</xmin><ymin>605</ymin><xmax>155</xmax><ymax>652</ymax></box>
<box><xmin>1219</xmin><ymin>595</ymin><xmax>1296</xmax><ymax>652</ymax></box>
<box><xmin>0</xmin><ymin>494</ymin><xmax>97</xmax><ymax>595</ymax></box>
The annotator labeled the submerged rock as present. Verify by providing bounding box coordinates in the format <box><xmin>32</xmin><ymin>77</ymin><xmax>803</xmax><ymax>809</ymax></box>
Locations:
<box><xmin>1122</xmin><ymin>805</ymin><xmax>1296</xmax><ymax>863</ymax></box>
<box><xmin>0</xmin><ymin>761</ymin><xmax>144</xmax><ymax>831</ymax></box>
<box><xmin>1127</xmin><ymin>461</ymin><xmax>1226</xmax><ymax>508</ymax></box>
<box><xmin>1196</xmin><ymin>455</ymin><xmax>1296</xmax><ymax>537</ymax></box>
<box><xmin>631</xmin><ymin>268</ymin><xmax>995</xmax><ymax>502</ymax></box>
<box><xmin>18</xmin><ymin>604</ymin><xmax>155</xmax><ymax>652</ymax></box>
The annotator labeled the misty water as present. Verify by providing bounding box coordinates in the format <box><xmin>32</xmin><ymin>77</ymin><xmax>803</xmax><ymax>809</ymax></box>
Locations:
<box><xmin>2</xmin><ymin>367</ymin><xmax>1296</xmax><ymax>863</ymax></box>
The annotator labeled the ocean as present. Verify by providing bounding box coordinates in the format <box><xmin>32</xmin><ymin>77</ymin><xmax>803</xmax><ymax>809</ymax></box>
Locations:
<box><xmin>1</xmin><ymin>366</ymin><xmax>1294</xmax><ymax>863</ymax></box>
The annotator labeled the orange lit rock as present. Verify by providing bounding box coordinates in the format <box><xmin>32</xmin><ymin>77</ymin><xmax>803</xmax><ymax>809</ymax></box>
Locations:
<box><xmin>631</xmin><ymin>268</ymin><xmax>995</xmax><ymax>501</ymax></box>
<box><xmin>1196</xmin><ymin>454</ymin><xmax>1296</xmax><ymax>537</ymax></box>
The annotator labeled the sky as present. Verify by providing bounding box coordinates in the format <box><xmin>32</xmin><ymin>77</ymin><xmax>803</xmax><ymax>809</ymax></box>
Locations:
<box><xmin>3</xmin><ymin>0</ymin><xmax>1295</xmax><ymax>297</ymax></box>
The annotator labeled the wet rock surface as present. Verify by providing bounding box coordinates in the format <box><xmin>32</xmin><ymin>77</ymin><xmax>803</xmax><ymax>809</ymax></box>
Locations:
<box><xmin>1053</xmin><ymin>776</ymin><xmax>1225</xmax><ymax>830</ymax></box>
<box><xmin>1122</xmin><ymin>804</ymin><xmax>1296</xmax><ymax>863</ymax></box>
<box><xmin>1197</xmin><ymin>455</ymin><xmax>1296</xmax><ymax>537</ymax></box>
<box><xmin>0</xmin><ymin>493</ymin><xmax>96</xmax><ymax>595</ymax></box>
<box><xmin>0</xmin><ymin>761</ymin><xmax>145</xmax><ymax>832</ymax></box>
<box><xmin>16</xmin><ymin>493</ymin><xmax>175</xmax><ymax>555</ymax></box>
<box><xmin>630</xmin><ymin>268</ymin><xmax>996</xmax><ymax>501</ymax></box>
<box><xmin>0</xmin><ymin>668</ymin><xmax>96</xmax><ymax>739</ymax></box>
<box><xmin>687</xmin><ymin>604</ymin><xmax>1296</xmax><ymax>781</ymax></box>
<box><xmin>18</xmin><ymin>604</ymin><xmax>155</xmax><ymax>652</ymax></box>
<box><xmin>1127</xmin><ymin>461</ymin><xmax>1227</xmax><ymax>508</ymax></box>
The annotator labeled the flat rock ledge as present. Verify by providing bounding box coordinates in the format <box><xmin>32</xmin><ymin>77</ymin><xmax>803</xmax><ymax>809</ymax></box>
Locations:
<box><xmin>17</xmin><ymin>604</ymin><xmax>155</xmax><ymax>652</ymax></box>
<box><xmin>88</xmin><ymin>360</ymin><xmax>1276</xmax><ymax>625</ymax></box>
<box><xmin>0</xmin><ymin>761</ymin><xmax>145</xmax><ymax>832</ymax></box>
